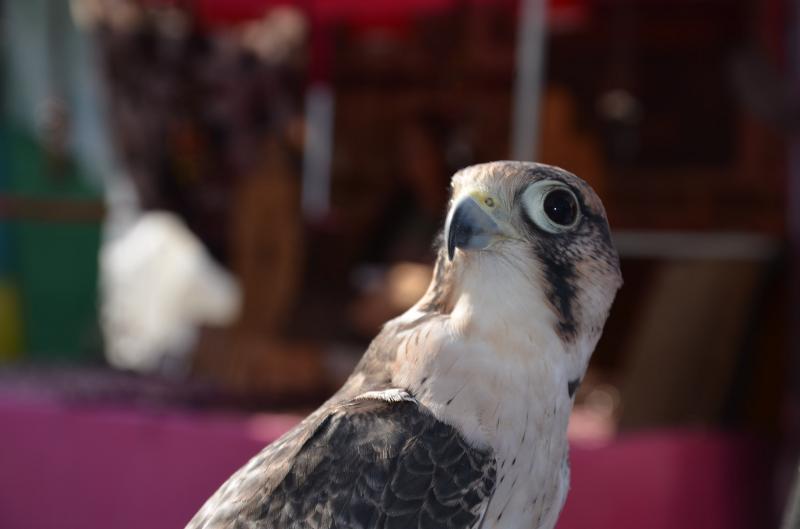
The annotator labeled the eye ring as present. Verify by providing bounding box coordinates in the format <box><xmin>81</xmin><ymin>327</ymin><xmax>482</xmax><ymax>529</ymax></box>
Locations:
<box><xmin>521</xmin><ymin>180</ymin><xmax>581</xmax><ymax>233</ymax></box>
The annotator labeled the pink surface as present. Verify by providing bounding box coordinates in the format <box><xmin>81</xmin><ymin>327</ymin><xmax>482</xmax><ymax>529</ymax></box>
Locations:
<box><xmin>0</xmin><ymin>395</ymin><xmax>298</xmax><ymax>529</ymax></box>
<box><xmin>559</xmin><ymin>433</ymin><xmax>769</xmax><ymax>529</ymax></box>
<box><xmin>0</xmin><ymin>394</ymin><xmax>771</xmax><ymax>529</ymax></box>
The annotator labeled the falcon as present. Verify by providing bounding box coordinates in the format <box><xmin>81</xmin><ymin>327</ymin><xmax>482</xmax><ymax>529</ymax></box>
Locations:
<box><xmin>187</xmin><ymin>161</ymin><xmax>622</xmax><ymax>529</ymax></box>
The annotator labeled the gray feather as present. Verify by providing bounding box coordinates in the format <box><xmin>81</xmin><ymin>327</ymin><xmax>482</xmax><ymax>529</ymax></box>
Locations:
<box><xmin>187</xmin><ymin>399</ymin><xmax>496</xmax><ymax>529</ymax></box>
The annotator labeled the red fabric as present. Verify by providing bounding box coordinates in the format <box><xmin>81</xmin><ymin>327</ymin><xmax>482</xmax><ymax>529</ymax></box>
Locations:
<box><xmin>0</xmin><ymin>393</ymin><xmax>771</xmax><ymax>529</ymax></box>
<box><xmin>137</xmin><ymin>0</ymin><xmax>576</xmax><ymax>27</ymax></box>
<box><xmin>315</xmin><ymin>0</ymin><xmax>455</xmax><ymax>23</ymax></box>
<box><xmin>138</xmin><ymin>0</ymin><xmax>464</xmax><ymax>26</ymax></box>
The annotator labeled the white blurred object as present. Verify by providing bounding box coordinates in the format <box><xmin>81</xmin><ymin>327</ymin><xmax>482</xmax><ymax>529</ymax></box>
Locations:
<box><xmin>100</xmin><ymin>212</ymin><xmax>242</xmax><ymax>375</ymax></box>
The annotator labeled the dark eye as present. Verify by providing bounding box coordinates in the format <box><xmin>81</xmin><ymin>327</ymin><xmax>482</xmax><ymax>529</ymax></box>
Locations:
<box><xmin>543</xmin><ymin>189</ymin><xmax>578</xmax><ymax>226</ymax></box>
<box><xmin>521</xmin><ymin>180</ymin><xmax>582</xmax><ymax>233</ymax></box>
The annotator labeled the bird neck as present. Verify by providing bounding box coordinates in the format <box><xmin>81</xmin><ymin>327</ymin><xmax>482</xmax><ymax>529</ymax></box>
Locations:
<box><xmin>390</xmin><ymin>254</ymin><xmax>576</xmax><ymax>450</ymax></box>
<box><xmin>409</xmin><ymin>245</ymin><xmax>601</xmax><ymax>379</ymax></box>
<box><xmin>416</xmin><ymin>248</ymin><xmax>568</xmax><ymax>350</ymax></box>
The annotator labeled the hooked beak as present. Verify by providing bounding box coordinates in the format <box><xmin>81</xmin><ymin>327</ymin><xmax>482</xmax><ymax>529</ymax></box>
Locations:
<box><xmin>445</xmin><ymin>194</ymin><xmax>502</xmax><ymax>261</ymax></box>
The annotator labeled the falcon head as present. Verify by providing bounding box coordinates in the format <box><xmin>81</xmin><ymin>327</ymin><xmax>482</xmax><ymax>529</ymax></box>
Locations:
<box><xmin>430</xmin><ymin>161</ymin><xmax>621</xmax><ymax>352</ymax></box>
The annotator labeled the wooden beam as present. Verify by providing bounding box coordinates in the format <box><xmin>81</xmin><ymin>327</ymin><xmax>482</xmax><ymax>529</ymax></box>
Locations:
<box><xmin>0</xmin><ymin>194</ymin><xmax>105</xmax><ymax>223</ymax></box>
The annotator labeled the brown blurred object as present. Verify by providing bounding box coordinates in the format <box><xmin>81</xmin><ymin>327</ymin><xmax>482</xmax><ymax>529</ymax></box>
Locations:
<box><xmin>349</xmin><ymin>263</ymin><xmax>433</xmax><ymax>338</ymax></box>
<box><xmin>537</xmin><ymin>85</ymin><xmax>607</xmax><ymax>198</ymax></box>
<box><xmin>232</xmin><ymin>139</ymin><xmax>304</xmax><ymax>334</ymax></box>
<box><xmin>195</xmin><ymin>139</ymin><xmax>309</xmax><ymax>397</ymax></box>
<box><xmin>193</xmin><ymin>329</ymin><xmax>332</xmax><ymax>403</ymax></box>
<box><xmin>618</xmin><ymin>260</ymin><xmax>772</xmax><ymax>429</ymax></box>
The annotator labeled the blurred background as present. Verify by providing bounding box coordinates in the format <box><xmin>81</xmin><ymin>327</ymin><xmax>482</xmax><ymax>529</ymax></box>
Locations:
<box><xmin>0</xmin><ymin>0</ymin><xmax>796</xmax><ymax>528</ymax></box>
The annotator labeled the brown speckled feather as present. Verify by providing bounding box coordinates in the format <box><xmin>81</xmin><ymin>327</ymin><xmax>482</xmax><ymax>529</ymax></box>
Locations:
<box><xmin>187</xmin><ymin>396</ymin><xmax>496</xmax><ymax>529</ymax></box>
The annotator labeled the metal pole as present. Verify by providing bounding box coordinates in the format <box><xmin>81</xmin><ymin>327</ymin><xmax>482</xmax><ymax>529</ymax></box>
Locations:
<box><xmin>301</xmin><ymin>83</ymin><xmax>335</xmax><ymax>220</ymax></box>
<box><xmin>301</xmin><ymin>19</ymin><xmax>334</xmax><ymax>221</ymax></box>
<box><xmin>510</xmin><ymin>0</ymin><xmax>548</xmax><ymax>161</ymax></box>
<box><xmin>782</xmin><ymin>0</ymin><xmax>800</xmax><ymax>527</ymax></box>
